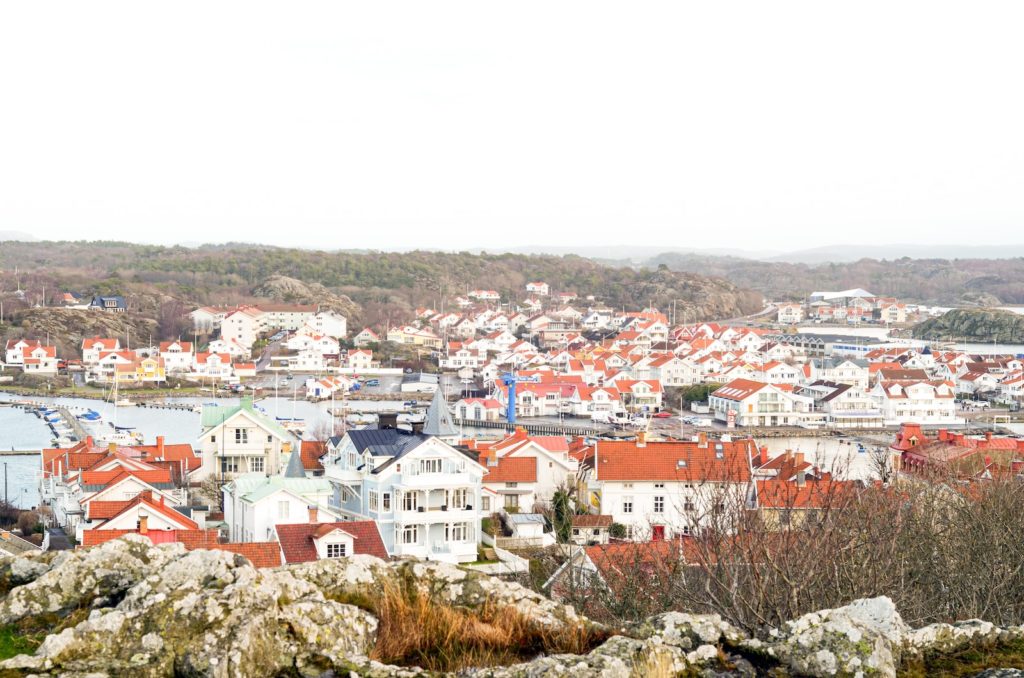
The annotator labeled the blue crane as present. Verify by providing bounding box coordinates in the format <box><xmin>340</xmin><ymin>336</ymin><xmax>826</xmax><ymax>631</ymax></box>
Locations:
<box><xmin>500</xmin><ymin>371</ymin><xmax>541</xmax><ymax>424</ymax></box>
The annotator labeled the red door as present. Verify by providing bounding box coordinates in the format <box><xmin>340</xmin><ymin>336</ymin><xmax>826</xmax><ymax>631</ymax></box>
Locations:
<box><xmin>652</xmin><ymin>525</ymin><xmax>665</xmax><ymax>541</ymax></box>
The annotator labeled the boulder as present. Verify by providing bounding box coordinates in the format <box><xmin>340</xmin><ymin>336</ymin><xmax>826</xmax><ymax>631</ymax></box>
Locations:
<box><xmin>760</xmin><ymin>596</ymin><xmax>909</xmax><ymax>677</ymax></box>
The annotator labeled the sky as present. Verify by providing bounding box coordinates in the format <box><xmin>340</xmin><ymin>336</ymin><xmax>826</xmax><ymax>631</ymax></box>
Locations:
<box><xmin>1</xmin><ymin>2</ymin><xmax>1023</xmax><ymax>252</ymax></box>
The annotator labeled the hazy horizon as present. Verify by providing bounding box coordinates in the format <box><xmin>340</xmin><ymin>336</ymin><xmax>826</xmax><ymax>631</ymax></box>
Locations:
<box><xmin>2</xmin><ymin>2</ymin><xmax>1023</xmax><ymax>251</ymax></box>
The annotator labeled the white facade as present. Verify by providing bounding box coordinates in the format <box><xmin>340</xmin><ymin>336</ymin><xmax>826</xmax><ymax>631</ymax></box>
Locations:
<box><xmin>323</xmin><ymin>433</ymin><xmax>484</xmax><ymax>564</ymax></box>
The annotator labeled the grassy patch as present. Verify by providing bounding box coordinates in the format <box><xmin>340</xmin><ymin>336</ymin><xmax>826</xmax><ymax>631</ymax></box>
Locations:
<box><xmin>334</xmin><ymin>577</ymin><xmax>606</xmax><ymax>672</ymax></box>
<box><xmin>0</xmin><ymin>625</ymin><xmax>40</xmax><ymax>660</ymax></box>
<box><xmin>900</xmin><ymin>639</ymin><xmax>1024</xmax><ymax>678</ymax></box>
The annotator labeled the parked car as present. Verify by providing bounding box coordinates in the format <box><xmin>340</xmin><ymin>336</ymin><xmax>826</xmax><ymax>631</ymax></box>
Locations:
<box><xmin>652</xmin><ymin>411</ymin><xmax>673</xmax><ymax>418</ymax></box>
<box><xmin>364</xmin><ymin>379</ymin><xmax>380</xmax><ymax>387</ymax></box>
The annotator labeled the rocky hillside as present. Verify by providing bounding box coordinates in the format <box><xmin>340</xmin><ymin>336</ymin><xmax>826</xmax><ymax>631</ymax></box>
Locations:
<box><xmin>912</xmin><ymin>308</ymin><xmax>1024</xmax><ymax>344</ymax></box>
<box><xmin>8</xmin><ymin>308</ymin><xmax>158</xmax><ymax>357</ymax></box>
<box><xmin>252</xmin><ymin>275</ymin><xmax>362</xmax><ymax>326</ymax></box>
<box><xmin>0</xmin><ymin>242</ymin><xmax>764</xmax><ymax>328</ymax></box>
<box><xmin>0</xmin><ymin>536</ymin><xmax>1022</xmax><ymax>677</ymax></box>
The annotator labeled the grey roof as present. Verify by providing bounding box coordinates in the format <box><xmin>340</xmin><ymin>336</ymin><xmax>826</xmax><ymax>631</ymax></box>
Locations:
<box><xmin>284</xmin><ymin>450</ymin><xmax>306</xmax><ymax>478</ymax></box>
<box><xmin>422</xmin><ymin>388</ymin><xmax>458</xmax><ymax>438</ymax></box>
<box><xmin>347</xmin><ymin>429</ymin><xmax>428</xmax><ymax>459</ymax></box>
<box><xmin>508</xmin><ymin>513</ymin><xmax>546</xmax><ymax>525</ymax></box>
<box><xmin>812</xmin><ymin>357</ymin><xmax>869</xmax><ymax>369</ymax></box>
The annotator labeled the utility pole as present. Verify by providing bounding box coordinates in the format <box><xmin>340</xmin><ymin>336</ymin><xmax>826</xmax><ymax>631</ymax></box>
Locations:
<box><xmin>4</xmin><ymin>462</ymin><xmax>7</xmax><ymax>507</ymax></box>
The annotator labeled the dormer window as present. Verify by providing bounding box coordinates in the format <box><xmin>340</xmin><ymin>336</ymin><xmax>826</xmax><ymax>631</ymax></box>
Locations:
<box><xmin>326</xmin><ymin>543</ymin><xmax>347</xmax><ymax>558</ymax></box>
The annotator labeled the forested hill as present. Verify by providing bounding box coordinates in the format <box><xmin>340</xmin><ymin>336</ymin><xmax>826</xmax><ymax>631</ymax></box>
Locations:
<box><xmin>642</xmin><ymin>252</ymin><xmax>1024</xmax><ymax>306</ymax></box>
<box><xmin>0</xmin><ymin>241</ymin><xmax>763</xmax><ymax>327</ymax></box>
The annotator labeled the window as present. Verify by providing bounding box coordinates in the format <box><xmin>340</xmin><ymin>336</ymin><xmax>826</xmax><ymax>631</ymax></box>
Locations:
<box><xmin>369</xmin><ymin>491</ymin><xmax>379</xmax><ymax>512</ymax></box>
<box><xmin>326</xmin><ymin>543</ymin><xmax>347</xmax><ymax>558</ymax></box>
<box><xmin>211</xmin><ymin>435</ymin><xmax>216</xmax><ymax>443</ymax></box>
<box><xmin>504</xmin><ymin>494</ymin><xmax>519</xmax><ymax>508</ymax></box>
<box><xmin>450</xmin><ymin>488</ymin><xmax>468</xmax><ymax>508</ymax></box>
<box><xmin>403</xmin><ymin>492</ymin><xmax>418</xmax><ymax>511</ymax></box>
<box><xmin>402</xmin><ymin>525</ymin><xmax>419</xmax><ymax>544</ymax></box>
<box><xmin>250</xmin><ymin>457</ymin><xmax>264</xmax><ymax>473</ymax></box>
<box><xmin>506</xmin><ymin>482</ymin><xmax>518</xmax><ymax>488</ymax></box>
<box><xmin>481</xmin><ymin>496</ymin><xmax>491</xmax><ymax>511</ymax></box>
<box><xmin>684</xmin><ymin>499</ymin><xmax>695</xmax><ymax>511</ymax></box>
<box><xmin>622</xmin><ymin>497</ymin><xmax>633</xmax><ymax>514</ymax></box>
<box><xmin>654</xmin><ymin>483</ymin><xmax>665</xmax><ymax>489</ymax></box>
<box><xmin>421</xmin><ymin>459</ymin><xmax>442</xmax><ymax>474</ymax></box>
<box><xmin>446</xmin><ymin>523</ymin><xmax>468</xmax><ymax>542</ymax></box>
<box><xmin>654</xmin><ymin>496</ymin><xmax>665</xmax><ymax>513</ymax></box>
<box><xmin>572</xmin><ymin>528</ymin><xmax>580</xmax><ymax>536</ymax></box>
<box><xmin>267</xmin><ymin>435</ymin><xmax>273</xmax><ymax>443</ymax></box>
<box><xmin>221</xmin><ymin>457</ymin><xmax>238</xmax><ymax>474</ymax></box>
<box><xmin>235</xmin><ymin>428</ymin><xmax>248</xmax><ymax>444</ymax></box>
<box><xmin>278</xmin><ymin>501</ymin><xmax>289</xmax><ymax>519</ymax></box>
<box><xmin>382</xmin><ymin>493</ymin><xmax>391</xmax><ymax>512</ymax></box>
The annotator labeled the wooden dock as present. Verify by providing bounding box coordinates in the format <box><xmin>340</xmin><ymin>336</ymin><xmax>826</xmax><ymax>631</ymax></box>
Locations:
<box><xmin>0</xmin><ymin>450</ymin><xmax>42</xmax><ymax>457</ymax></box>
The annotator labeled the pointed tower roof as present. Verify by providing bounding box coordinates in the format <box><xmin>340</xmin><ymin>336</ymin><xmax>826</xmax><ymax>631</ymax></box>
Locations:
<box><xmin>283</xmin><ymin>450</ymin><xmax>306</xmax><ymax>478</ymax></box>
<box><xmin>423</xmin><ymin>388</ymin><xmax>458</xmax><ymax>438</ymax></box>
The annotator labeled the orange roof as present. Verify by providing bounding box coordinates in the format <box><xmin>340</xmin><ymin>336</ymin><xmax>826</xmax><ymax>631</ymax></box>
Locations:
<box><xmin>299</xmin><ymin>441</ymin><xmax>326</xmax><ymax>472</ymax></box>
<box><xmin>483</xmin><ymin>457</ymin><xmax>537</xmax><ymax>483</ymax></box>
<box><xmin>594</xmin><ymin>439</ymin><xmax>753</xmax><ymax>483</ymax></box>
<box><xmin>209</xmin><ymin>542</ymin><xmax>282</xmax><ymax>568</ymax></box>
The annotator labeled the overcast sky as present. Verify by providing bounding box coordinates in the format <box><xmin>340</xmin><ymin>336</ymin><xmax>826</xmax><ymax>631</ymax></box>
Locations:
<box><xmin>1</xmin><ymin>2</ymin><xmax>1022</xmax><ymax>252</ymax></box>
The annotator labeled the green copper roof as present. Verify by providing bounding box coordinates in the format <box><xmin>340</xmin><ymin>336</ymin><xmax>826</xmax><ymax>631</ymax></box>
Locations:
<box><xmin>200</xmin><ymin>396</ymin><xmax>293</xmax><ymax>441</ymax></box>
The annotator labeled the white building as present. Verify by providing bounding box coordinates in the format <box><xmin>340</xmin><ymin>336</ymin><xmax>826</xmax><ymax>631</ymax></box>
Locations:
<box><xmin>870</xmin><ymin>380</ymin><xmax>957</xmax><ymax>425</ymax></box>
<box><xmin>776</xmin><ymin>303</ymin><xmax>804</xmax><ymax>324</ymax></box>
<box><xmin>159</xmin><ymin>340</ymin><xmax>195</xmax><ymax>373</ymax></box>
<box><xmin>307</xmin><ymin>310</ymin><xmax>348</xmax><ymax>339</ymax></box>
<box><xmin>222</xmin><ymin>453</ymin><xmax>342</xmax><ymax>543</ymax></box>
<box><xmin>321</xmin><ymin>390</ymin><xmax>484</xmax><ymax>564</ymax></box>
<box><xmin>709</xmin><ymin>379</ymin><xmax>818</xmax><ymax>427</ymax></box>
<box><xmin>197</xmin><ymin>397</ymin><xmax>297</xmax><ymax>481</ymax></box>
<box><xmin>592</xmin><ymin>436</ymin><xmax>755</xmax><ymax>541</ymax></box>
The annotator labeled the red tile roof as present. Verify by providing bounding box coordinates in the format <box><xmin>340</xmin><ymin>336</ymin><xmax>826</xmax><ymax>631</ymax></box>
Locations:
<box><xmin>594</xmin><ymin>439</ymin><xmax>753</xmax><ymax>483</ymax></box>
<box><xmin>275</xmin><ymin>521</ymin><xmax>388</xmax><ymax>563</ymax></box>
<box><xmin>209</xmin><ymin>542</ymin><xmax>282</xmax><ymax>568</ymax></box>
<box><xmin>572</xmin><ymin>514</ymin><xmax>613</xmax><ymax>528</ymax></box>
<box><xmin>482</xmin><ymin>457</ymin><xmax>537</xmax><ymax>483</ymax></box>
<box><xmin>299</xmin><ymin>441</ymin><xmax>327</xmax><ymax>472</ymax></box>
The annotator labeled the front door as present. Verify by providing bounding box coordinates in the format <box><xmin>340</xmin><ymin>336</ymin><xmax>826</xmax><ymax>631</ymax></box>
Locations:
<box><xmin>652</xmin><ymin>525</ymin><xmax>665</xmax><ymax>541</ymax></box>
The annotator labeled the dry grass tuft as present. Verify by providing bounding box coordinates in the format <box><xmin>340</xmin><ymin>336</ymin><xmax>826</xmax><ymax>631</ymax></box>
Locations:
<box><xmin>365</xmin><ymin>577</ymin><xmax>604</xmax><ymax>671</ymax></box>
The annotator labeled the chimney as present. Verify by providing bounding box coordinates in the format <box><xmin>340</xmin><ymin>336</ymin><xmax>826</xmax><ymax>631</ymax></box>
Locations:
<box><xmin>486</xmin><ymin>449</ymin><xmax>498</xmax><ymax>467</ymax></box>
<box><xmin>637</xmin><ymin>431</ymin><xmax>647</xmax><ymax>448</ymax></box>
<box><xmin>796</xmin><ymin>470</ymin><xmax>806</xmax><ymax>487</ymax></box>
<box><xmin>985</xmin><ymin>432</ymin><xmax>993</xmax><ymax>443</ymax></box>
<box><xmin>698</xmin><ymin>432</ymin><xmax>708</xmax><ymax>449</ymax></box>
<box><xmin>795</xmin><ymin>452</ymin><xmax>805</xmax><ymax>467</ymax></box>
<box><xmin>157</xmin><ymin>436</ymin><xmax>165</xmax><ymax>456</ymax></box>
<box><xmin>938</xmin><ymin>429</ymin><xmax>948</xmax><ymax>442</ymax></box>
<box><xmin>307</xmin><ymin>505</ymin><xmax>319</xmax><ymax>523</ymax></box>
<box><xmin>784</xmin><ymin>449</ymin><xmax>793</xmax><ymax>462</ymax></box>
<box><xmin>759</xmin><ymin>446</ymin><xmax>769</xmax><ymax>467</ymax></box>
<box><xmin>138</xmin><ymin>514</ymin><xmax>149</xmax><ymax>534</ymax></box>
<box><xmin>86</xmin><ymin>435</ymin><xmax>94</xmax><ymax>448</ymax></box>
<box><xmin>108</xmin><ymin>442</ymin><xmax>117</xmax><ymax>453</ymax></box>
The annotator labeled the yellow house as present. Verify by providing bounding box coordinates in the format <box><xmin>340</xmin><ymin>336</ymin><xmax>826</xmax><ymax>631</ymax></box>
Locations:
<box><xmin>115</xmin><ymin>356</ymin><xmax>167</xmax><ymax>385</ymax></box>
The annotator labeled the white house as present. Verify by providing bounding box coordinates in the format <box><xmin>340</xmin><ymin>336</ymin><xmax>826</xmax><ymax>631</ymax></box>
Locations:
<box><xmin>776</xmin><ymin>304</ymin><xmax>804</xmax><ymax>324</ymax></box>
<box><xmin>222</xmin><ymin>454</ymin><xmax>342</xmax><ymax>543</ymax></box>
<box><xmin>592</xmin><ymin>436</ymin><xmax>755</xmax><ymax>541</ymax></box>
<box><xmin>870</xmin><ymin>380</ymin><xmax>957</xmax><ymax>425</ymax></box>
<box><xmin>81</xmin><ymin>337</ymin><xmax>120</xmax><ymax>366</ymax></box>
<box><xmin>221</xmin><ymin>307</ymin><xmax>265</xmax><ymax>351</ymax></box>
<box><xmin>709</xmin><ymin>379</ymin><xmax>817</xmax><ymax>427</ymax></box>
<box><xmin>526</xmin><ymin>281</ymin><xmax>550</xmax><ymax>296</ymax></box>
<box><xmin>321</xmin><ymin>390</ymin><xmax>484</xmax><ymax>564</ymax></box>
<box><xmin>21</xmin><ymin>345</ymin><xmax>59</xmax><ymax>375</ymax></box>
<box><xmin>159</xmin><ymin>340</ymin><xmax>195</xmax><ymax>373</ymax></box>
<box><xmin>307</xmin><ymin>310</ymin><xmax>348</xmax><ymax>339</ymax></box>
<box><xmin>197</xmin><ymin>397</ymin><xmax>296</xmax><ymax>480</ymax></box>
<box><xmin>4</xmin><ymin>339</ymin><xmax>40</xmax><ymax>367</ymax></box>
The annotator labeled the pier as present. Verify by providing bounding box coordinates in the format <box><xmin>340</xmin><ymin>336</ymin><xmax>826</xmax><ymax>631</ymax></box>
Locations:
<box><xmin>454</xmin><ymin>417</ymin><xmax>605</xmax><ymax>437</ymax></box>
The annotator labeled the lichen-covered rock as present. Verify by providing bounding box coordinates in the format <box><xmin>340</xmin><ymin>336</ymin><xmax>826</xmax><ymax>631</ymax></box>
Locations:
<box><xmin>0</xmin><ymin>546</ymin><xmax>377</xmax><ymax>677</ymax></box>
<box><xmin>629</xmin><ymin>611</ymin><xmax>745</xmax><ymax>651</ymax></box>
<box><xmin>762</xmin><ymin>597</ymin><xmax>909</xmax><ymax>677</ymax></box>
<box><xmin>0</xmin><ymin>535</ymin><xmax>184</xmax><ymax>624</ymax></box>
<box><xmin>906</xmin><ymin>619</ymin><xmax>1024</xmax><ymax>657</ymax></box>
